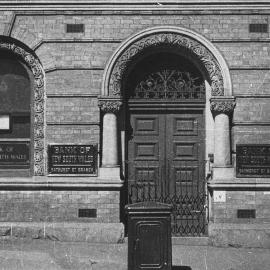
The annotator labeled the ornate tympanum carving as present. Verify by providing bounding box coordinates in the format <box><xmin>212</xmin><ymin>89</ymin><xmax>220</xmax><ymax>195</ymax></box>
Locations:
<box><xmin>0</xmin><ymin>41</ymin><xmax>45</xmax><ymax>175</ymax></box>
<box><xmin>109</xmin><ymin>33</ymin><xmax>224</xmax><ymax>97</ymax></box>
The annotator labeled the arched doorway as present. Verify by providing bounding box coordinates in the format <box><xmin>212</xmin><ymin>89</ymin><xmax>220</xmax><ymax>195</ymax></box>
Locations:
<box><xmin>123</xmin><ymin>48</ymin><xmax>207</xmax><ymax>236</ymax></box>
<box><xmin>99</xmin><ymin>26</ymin><xmax>235</xmax><ymax>237</ymax></box>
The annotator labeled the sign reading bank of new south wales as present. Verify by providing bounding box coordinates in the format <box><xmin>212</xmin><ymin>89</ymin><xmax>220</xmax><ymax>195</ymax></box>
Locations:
<box><xmin>0</xmin><ymin>142</ymin><xmax>30</xmax><ymax>168</ymax></box>
<box><xmin>48</xmin><ymin>144</ymin><xmax>97</xmax><ymax>175</ymax></box>
<box><xmin>236</xmin><ymin>144</ymin><xmax>270</xmax><ymax>177</ymax></box>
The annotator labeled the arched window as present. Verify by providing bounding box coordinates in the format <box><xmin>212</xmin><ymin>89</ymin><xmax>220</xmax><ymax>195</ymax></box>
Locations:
<box><xmin>0</xmin><ymin>50</ymin><xmax>33</xmax><ymax>176</ymax></box>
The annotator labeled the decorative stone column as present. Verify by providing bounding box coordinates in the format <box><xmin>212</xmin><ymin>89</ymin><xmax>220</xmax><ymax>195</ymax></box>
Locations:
<box><xmin>210</xmin><ymin>97</ymin><xmax>235</xmax><ymax>179</ymax></box>
<box><xmin>98</xmin><ymin>97</ymin><xmax>122</xmax><ymax>179</ymax></box>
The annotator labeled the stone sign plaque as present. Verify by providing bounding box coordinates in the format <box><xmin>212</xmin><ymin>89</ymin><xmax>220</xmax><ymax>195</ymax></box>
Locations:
<box><xmin>0</xmin><ymin>142</ymin><xmax>30</xmax><ymax>168</ymax></box>
<box><xmin>48</xmin><ymin>144</ymin><xmax>98</xmax><ymax>175</ymax></box>
<box><xmin>236</xmin><ymin>144</ymin><xmax>270</xmax><ymax>177</ymax></box>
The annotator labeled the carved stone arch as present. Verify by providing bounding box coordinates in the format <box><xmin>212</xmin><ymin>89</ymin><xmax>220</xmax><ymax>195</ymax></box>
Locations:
<box><xmin>102</xmin><ymin>26</ymin><xmax>232</xmax><ymax>97</ymax></box>
<box><xmin>0</xmin><ymin>36</ymin><xmax>45</xmax><ymax>176</ymax></box>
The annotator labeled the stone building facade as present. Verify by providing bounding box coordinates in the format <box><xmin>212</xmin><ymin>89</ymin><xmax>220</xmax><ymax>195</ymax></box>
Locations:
<box><xmin>0</xmin><ymin>0</ymin><xmax>269</xmax><ymax>247</ymax></box>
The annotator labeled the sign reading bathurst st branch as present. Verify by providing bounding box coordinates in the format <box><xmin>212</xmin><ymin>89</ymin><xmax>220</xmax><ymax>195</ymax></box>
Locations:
<box><xmin>236</xmin><ymin>144</ymin><xmax>270</xmax><ymax>177</ymax></box>
<box><xmin>48</xmin><ymin>144</ymin><xmax>98</xmax><ymax>175</ymax></box>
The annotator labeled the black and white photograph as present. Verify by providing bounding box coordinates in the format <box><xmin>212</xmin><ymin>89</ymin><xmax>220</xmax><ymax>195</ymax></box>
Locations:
<box><xmin>0</xmin><ymin>0</ymin><xmax>269</xmax><ymax>269</ymax></box>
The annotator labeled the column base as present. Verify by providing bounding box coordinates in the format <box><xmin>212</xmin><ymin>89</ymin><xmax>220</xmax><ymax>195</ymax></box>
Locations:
<box><xmin>212</xmin><ymin>166</ymin><xmax>234</xmax><ymax>180</ymax></box>
<box><xmin>99</xmin><ymin>166</ymin><xmax>121</xmax><ymax>180</ymax></box>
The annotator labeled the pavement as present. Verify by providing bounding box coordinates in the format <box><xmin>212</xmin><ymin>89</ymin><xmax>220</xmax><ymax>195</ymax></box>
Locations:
<box><xmin>0</xmin><ymin>239</ymin><xmax>269</xmax><ymax>270</ymax></box>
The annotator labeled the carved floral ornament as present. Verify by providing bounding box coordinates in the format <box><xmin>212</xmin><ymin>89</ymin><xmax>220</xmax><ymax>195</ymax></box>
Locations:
<box><xmin>210</xmin><ymin>99</ymin><xmax>236</xmax><ymax>114</ymax></box>
<box><xmin>98</xmin><ymin>100</ymin><xmax>122</xmax><ymax>113</ymax></box>
<box><xmin>109</xmin><ymin>33</ymin><xmax>224</xmax><ymax>97</ymax></box>
<box><xmin>0</xmin><ymin>42</ymin><xmax>45</xmax><ymax>176</ymax></box>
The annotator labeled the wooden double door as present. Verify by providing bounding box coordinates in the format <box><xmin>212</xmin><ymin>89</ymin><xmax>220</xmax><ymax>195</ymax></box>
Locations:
<box><xmin>127</xmin><ymin>108</ymin><xmax>206</xmax><ymax>235</ymax></box>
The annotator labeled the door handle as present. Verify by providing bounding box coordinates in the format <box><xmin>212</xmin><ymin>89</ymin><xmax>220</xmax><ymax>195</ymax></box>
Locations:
<box><xmin>134</xmin><ymin>239</ymin><xmax>140</xmax><ymax>251</ymax></box>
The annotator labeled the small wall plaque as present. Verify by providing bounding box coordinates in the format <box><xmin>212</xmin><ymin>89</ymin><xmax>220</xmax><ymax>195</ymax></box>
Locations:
<box><xmin>48</xmin><ymin>144</ymin><xmax>98</xmax><ymax>175</ymax></box>
<box><xmin>213</xmin><ymin>190</ymin><xmax>226</xmax><ymax>203</ymax></box>
<box><xmin>236</xmin><ymin>144</ymin><xmax>270</xmax><ymax>177</ymax></box>
<box><xmin>0</xmin><ymin>141</ymin><xmax>30</xmax><ymax>168</ymax></box>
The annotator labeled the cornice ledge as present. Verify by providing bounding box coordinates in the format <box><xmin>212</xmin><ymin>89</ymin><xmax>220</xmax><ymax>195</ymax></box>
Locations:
<box><xmin>1</xmin><ymin>1</ymin><xmax>270</xmax><ymax>10</ymax></box>
<box><xmin>208</xmin><ymin>180</ymin><xmax>270</xmax><ymax>190</ymax></box>
<box><xmin>0</xmin><ymin>178</ymin><xmax>124</xmax><ymax>189</ymax></box>
<box><xmin>1</xmin><ymin>0</ymin><xmax>270</xmax><ymax>5</ymax></box>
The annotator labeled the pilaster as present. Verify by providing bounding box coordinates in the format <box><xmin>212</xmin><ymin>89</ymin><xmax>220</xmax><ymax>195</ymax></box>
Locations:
<box><xmin>210</xmin><ymin>97</ymin><xmax>235</xmax><ymax>180</ymax></box>
<box><xmin>98</xmin><ymin>97</ymin><xmax>122</xmax><ymax>180</ymax></box>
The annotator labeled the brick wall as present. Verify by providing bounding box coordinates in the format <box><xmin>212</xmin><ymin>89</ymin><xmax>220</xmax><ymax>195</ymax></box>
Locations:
<box><xmin>212</xmin><ymin>191</ymin><xmax>270</xmax><ymax>224</ymax></box>
<box><xmin>46</xmin><ymin>98</ymin><xmax>99</xmax><ymax>123</ymax></box>
<box><xmin>46</xmin><ymin>70</ymin><xmax>102</xmax><ymax>95</ymax></box>
<box><xmin>0</xmin><ymin>8</ymin><xmax>270</xmax><ymax>233</ymax></box>
<box><xmin>231</xmin><ymin>70</ymin><xmax>270</xmax><ymax>95</ymax></box>
<box><xmin>46</xmin><ymin>125</ymin><xmax>99</xmax><ymax>144</ymax></box>
<box><xmin>6</xmin><ymin>14</ymin><xmax>270</xmax><ymax>48</ymax></box>
<box><xmin>1</xmin><ymin>12</ymin><xmax>267</xmax><ymax>157</ymax></box>
<box><xmin>216</xmin><ymin>43</ymin><xmax>270</xmax><ymax>68</ymax></box>
<box><xmin>0</xmin><ymin>190</ymin><xmax>119</xmax><ymax>223</ymax></box>
<box><xmin>234</xmin><ymin>98</ymin><xmax>270</xmax><ymax>122</ymax></box>
<box><xmin>0</xmin><ymin>11</ymin><xmax>13</xmax><ymax>35</ymax></box>
<box><xmin>37</xmin><ymin>43</ymin><xmax>119</xmax><ymax>70</ymax></box>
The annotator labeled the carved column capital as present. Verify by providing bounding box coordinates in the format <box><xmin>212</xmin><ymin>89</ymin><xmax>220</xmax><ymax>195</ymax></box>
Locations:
<box><xmin>98</xmin><ymin>98</ymin><xmax>122</xmax><ymax>113</ymax></box>
<box><xmin>210</xmin><ymin>97</ymin><xmax>236</xmax><ymax>115</ymax></box>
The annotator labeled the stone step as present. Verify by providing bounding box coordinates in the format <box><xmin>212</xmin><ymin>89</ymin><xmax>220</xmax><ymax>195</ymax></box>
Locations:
<box><xmin>172</xmin><ymin>237</ymin><xmax>209</xmax><ymax>246</ymax></box>
<box><xmin>124</xmin><ymin>236</ymin><xmax>209</xmax><ymax>246</ymax></box>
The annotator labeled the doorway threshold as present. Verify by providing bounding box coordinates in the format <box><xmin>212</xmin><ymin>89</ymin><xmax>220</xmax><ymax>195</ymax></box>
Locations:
<box><xmin>172</xmin><ymin>237</ymin><xmax>209</xmax><ymax>246</ymax></box>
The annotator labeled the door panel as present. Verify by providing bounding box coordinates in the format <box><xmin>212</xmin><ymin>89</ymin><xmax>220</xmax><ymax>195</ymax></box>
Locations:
<box><xmin>128</xmin><ymin>113</ymin><xmax>165</xmax><ymax>202</ymax></box>
<box><xmin>167</xmin><ymin>112</ymin><xmax>204</xmax><ymax>195</ymax></box>
<box><xmin>128</xmin><ymin>110</ymin><xmax>206</xmax><ymax>236</ymax></box>
<box><xmin>166</xmin><ymin>112</ymin><xmax>205</xmax><ymax>235</ymax></box>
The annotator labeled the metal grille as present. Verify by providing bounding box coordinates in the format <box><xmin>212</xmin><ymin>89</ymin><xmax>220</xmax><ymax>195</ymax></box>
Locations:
<box><xmin>249</xmin><ymin>23</ymin><xmax>268</xmax><ymax>33</ymax></box>
<box><xmin>131</xmin><ymin>70</ymin><xmax>205</xmax><ymax>100</ymax></box>
<box><xmin>66</xmin><ymin>24</ymin><xmax>85</xmax><ymax>33</ymax></box>
<box><xmin>127</xmin><ymin>161</ymin><xmax>208</xmax><ymax>236</ymax></box>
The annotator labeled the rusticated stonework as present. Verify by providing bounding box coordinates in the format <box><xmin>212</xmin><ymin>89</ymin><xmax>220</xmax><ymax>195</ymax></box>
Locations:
<box><xmin>210</xmin><ymin>99</ymin><xmax>236</xmax><ymax>114</ymax></box>
<box><xmin>0</xmin><ymin>41</ymin><xmax>45</xmax><ymax>175</ymax></box>
<box><xmin>109</xmin><ymin>33</ymin><xmax>224</xmax><ymax>97</ymax></box>
<box><xmin>98</xmin><ymin>100</ymin><xmax>122</xmax><ymax>113</ymax></box>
